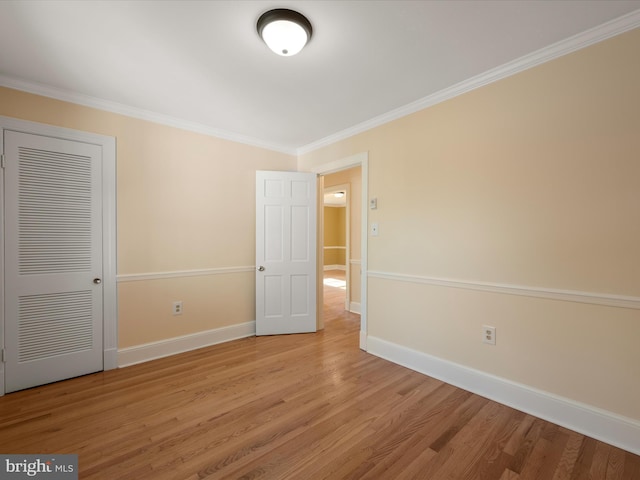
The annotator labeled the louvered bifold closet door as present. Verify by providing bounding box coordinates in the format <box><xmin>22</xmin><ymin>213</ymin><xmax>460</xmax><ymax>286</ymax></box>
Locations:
<box><xmin>4</xmin><ymin>130</ymin><xmax>103</xmax><ymax>393</ymax></box>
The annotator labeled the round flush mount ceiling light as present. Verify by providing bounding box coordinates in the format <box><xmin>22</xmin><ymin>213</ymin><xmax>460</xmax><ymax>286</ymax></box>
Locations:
<box><xmin>257</xmin><ymin>9</ymin><xmax>313</xmax><ymax>56</ymax></box>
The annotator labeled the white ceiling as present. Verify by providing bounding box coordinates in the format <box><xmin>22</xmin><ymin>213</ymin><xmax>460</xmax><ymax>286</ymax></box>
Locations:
<box><xmin>1</xmin><ymin>1</ymin><xmax>639</xmax><ymax>154</ymax></box>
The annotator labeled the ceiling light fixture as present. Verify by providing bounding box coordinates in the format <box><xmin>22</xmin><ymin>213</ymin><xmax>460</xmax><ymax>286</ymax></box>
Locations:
<box><xmin>257</xmin><ymin>9</ymin><xmax>312</xmax><ymax>57</ymax></box>
<box><xmin>333</xmin><ymin>192</ymin><xmax>345</xmax><ymax>198</ymax></box>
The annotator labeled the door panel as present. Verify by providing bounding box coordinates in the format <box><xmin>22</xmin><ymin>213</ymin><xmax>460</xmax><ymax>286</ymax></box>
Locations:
<box><xmin>256</xmin><ymin>171</ymin><xmax>317</xmax><ymax>335</ymax></box>
<box><xmin>4</xmin><ymin>130</ymin><xmax>103</xmax><ymax>393</ymax></box>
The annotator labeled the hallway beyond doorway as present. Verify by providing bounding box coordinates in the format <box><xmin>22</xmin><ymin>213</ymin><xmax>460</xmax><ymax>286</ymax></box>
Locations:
<box><xmin>323</xmin><ymin>269</ymin><xmax>359</xmax><ymax>329</ymax></box>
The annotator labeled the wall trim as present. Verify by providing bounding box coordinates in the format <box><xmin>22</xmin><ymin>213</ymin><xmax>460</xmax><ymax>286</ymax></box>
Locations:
<box><xmin>324</xmin><ymin>265</ymin><xmax>346</xmax><ymax>271</ymax></box>
<box><xmin>350</xmin><ymin>302</ymin><xmax>361</xmax><ymax>314</ymax></box>
<box><xmin>118</xmin><ymin>321</ymin><xmax>256</xmax><ymax>367</ymax></box>
<box><xmin>0</xmin><ymin>75</ymin><xmax>295</xmax><ymax>156</ymax></box>
<box><xmin>117</xmin><ymin>266</ymin><xmax>255</xmax><ymax>282</ymax></box>
<box><xmin>359</xmin><ymin>330</ymin><xmax>367</xmax><ymax>351</ymax></box>
<box><xmin>297</xmin><ymin>10</ymin><xmax>640</xmax><ymax>155</ymax></box>
<box><xmin>368</xmin><ymin>271</ymin><xmax>640</xmax><ymax>310</ymax></box>
<box><xmin>310</xmin><ymin>152</ymin><xmax>368</xmax><ymax>175</ymax></box>
<box><xmin>367</xmin><ymin>336</ymin><xmax>640</xmax><ymax>455</ymax></box>
<box><xmin>104</xmin><ymin>348</ymin><xmax>118</xmax><ymax>371</ymax></box>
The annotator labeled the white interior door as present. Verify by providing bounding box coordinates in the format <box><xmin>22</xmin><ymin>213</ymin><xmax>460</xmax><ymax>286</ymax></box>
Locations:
<box><xmin>3</xmin><ymin>130</ymin><xmax>104</xmax><ymax>393</ymax></box>
<box><xmin>256</xmin><ymin>171</ymin><xmax>317</xmax><ymax>335</ymax></box>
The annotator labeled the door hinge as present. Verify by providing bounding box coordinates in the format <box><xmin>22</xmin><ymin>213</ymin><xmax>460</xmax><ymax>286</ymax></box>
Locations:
<box><xmin>0</xmin><ymin>154</ymin><xmax>5</xmax><ymax>169</ymax></box>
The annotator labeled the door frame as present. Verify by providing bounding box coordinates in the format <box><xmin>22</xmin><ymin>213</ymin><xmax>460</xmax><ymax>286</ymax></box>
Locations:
<box><xmin>311</xmin><ymin>152</ymin><xmax>368</xmax><ymax>350</ymax></box>
<box><xmin>0</xmin><ymin>116</ymin><xmax>117</xmax><ymax>396</ymax></box>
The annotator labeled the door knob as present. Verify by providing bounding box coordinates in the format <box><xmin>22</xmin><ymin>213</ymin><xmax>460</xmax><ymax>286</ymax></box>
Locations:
<box><xmin>93</xmin><ymin>278</ymin><xmax>102</xmax><ymax>284</ymax></box>
<box><xmin>257</xmin><ymin>266</ymin><xmax>265</xmax><ymax>272</ymax></box>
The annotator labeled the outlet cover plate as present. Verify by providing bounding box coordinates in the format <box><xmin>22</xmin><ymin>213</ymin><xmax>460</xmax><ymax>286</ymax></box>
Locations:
<box><xmin>482</xmin><ymin>325</ymin><xmax>496</xmax><ymax>345</ymax></box>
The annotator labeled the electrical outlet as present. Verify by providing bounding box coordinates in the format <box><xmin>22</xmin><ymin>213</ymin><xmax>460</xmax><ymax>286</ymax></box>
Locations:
<box><xmin>172</xmin><ymin>301</ymin><xmax>183</xmax><ymax>316</ymax></box>
<box><xmin>482</xmin><ymin>325</ymin><xmax>496</xmax><ymax>345</ymax></box>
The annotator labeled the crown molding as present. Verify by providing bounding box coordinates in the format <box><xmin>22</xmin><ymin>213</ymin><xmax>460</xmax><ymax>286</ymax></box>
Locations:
<box><xmin>1</xmin><ymin>9</ymin><xmax>638</xmax><ymax>158</ymax></box>
<box><xmin>0</xmin><ymin>74</ymin><xmax>297</xmax><ymax>156</ymax></box>
<box><xmin>297</xmin><ymin>9</ymin><xmax>640</xmax><ymax>155</ymax></box>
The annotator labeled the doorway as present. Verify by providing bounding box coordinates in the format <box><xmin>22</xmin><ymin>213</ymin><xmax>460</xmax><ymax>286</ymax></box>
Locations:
<box><xmin>323</xmin><ymin>165</ymin><xmax>363</xmax><ymax>337</ymax></box>
<box><xmin>311</xmin><ymin>152</ymin><xmax>369</xmax><ymax>351</ymax></box>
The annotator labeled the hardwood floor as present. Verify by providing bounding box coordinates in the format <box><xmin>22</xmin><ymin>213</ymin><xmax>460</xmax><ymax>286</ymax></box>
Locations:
<box><xmin>0</xmin><ymin>272</ymin><xmax>638</xmax><ymax>479</ymax></box>
<box><xmin>323</xmin><ymin>269</ymin><xmax>349</xmax><ymax>321</ymax></box>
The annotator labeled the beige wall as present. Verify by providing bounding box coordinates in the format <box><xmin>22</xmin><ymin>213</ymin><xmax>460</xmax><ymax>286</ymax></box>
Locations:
<box><xmin>324</xmin><ymin>167</ymin><xmax>362</xmax><ymax>303</ymax></box>
<box><xmin>0</xmin><ymin>87</ymin><xmax>296</xmax><ymax>348</ymax></box>
<box><xmin>299</xmin><ymin>29</ymin><xmax>640</xmax><ymax>420</ymax></box>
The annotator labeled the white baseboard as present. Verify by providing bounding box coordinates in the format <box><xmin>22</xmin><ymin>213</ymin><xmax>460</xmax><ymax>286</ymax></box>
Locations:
<box><xmin>324</xmin><ymin>265</ymin><xmax>346</xmax><ymax>271</ymax></box>
<box><xmin>367</xmin><ymin>336</ymin><xmax>640</xmax><ymax>456</ymax></box>
<box><xmin>349</xmin><ymin>302</ymin><xmax>361</xmax><ymax>314</ymax></box>
<box><xmin>118</xmin><ymin>321</ymin><xmax>256</xmax><ymax>367</ymax></box>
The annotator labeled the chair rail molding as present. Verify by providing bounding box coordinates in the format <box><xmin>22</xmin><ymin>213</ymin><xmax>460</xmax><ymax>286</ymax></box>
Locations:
<box><xmin>117</xmin><ymin>266</ymin><xmax>255</xmax><ymax>283</ymax></box>
<box><xmin>368</xmin><ymin>271</ymin><xmax>640</xmax><ymax>310</ymax></box>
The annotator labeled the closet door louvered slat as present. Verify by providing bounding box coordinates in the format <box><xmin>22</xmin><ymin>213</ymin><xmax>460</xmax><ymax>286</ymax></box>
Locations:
<box><xmin>4</xmin><ymin>131</ymin><xmax>103</xmax><ymax>393</ymax></box>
